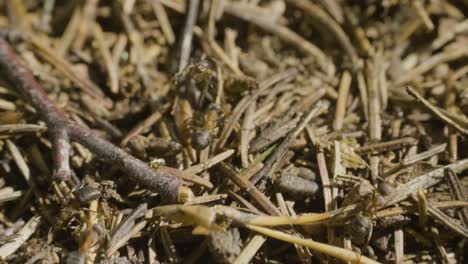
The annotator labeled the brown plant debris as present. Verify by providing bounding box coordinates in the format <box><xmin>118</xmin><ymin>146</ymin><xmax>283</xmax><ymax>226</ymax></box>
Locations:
<box><xmin>0</xmin><ymin>1</ymin><xmax>468</xmax><ymax>263</ymax></box>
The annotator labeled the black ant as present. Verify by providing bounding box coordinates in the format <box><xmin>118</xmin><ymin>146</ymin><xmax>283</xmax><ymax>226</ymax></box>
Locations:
<box><xmin>173</xmin><ymin>56</ymin><xmax>223</xmax><ymax>151</ymax></box>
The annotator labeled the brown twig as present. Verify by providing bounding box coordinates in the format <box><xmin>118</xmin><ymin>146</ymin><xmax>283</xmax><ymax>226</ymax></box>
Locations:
<box><xmin>411</xmin><ymin>0</ymin><xmax>434</xmax><ymax>31</ymax></box>
<box><xmin>0</xmin><ymin>38</ymin><xmax>189</xmax><ymax>203</ymax></box>
<box><xmin>219</xmin><ymin>162</ymin><xmax>281</xmax><ymax>216</ymax></box>
<box><xmin>394</xmin><ymin>228</ymin><xmax>404</xmax><ymax>264</ymax></box>
<box><xmin>427</xmin><ymin>202</ymin><xmax>468</xmax><ymax>239</ymax></box>
<box><xmin>29</xmin><ymin>36</ymin><xmax>111</xmax><ymax>107</ymax></box>
<box><xmin>333</xmin><ymin>70</ymin><xmax>352</xmax><ymax>130</ymax></box>
<box><xmin>383</xmin><ymin>158</ymin><xmax>468</xmax><ymax>207</ymax></box>
<box><xmin>107</xmin><ymin>203</ymin><xmax>148</xmax><ymax>257</ymax></box>
<box><xmin>178</xmin><ymin>0</ymin><xmax>200</xmax><ymax>71</ymax></box>
<box><xmin>382</xmin><ymin>143</ymin><xmax>447</xmax><ymax>178</ymax></box>
<box><xmin>444</xmin><ymin>168</ymin><xmax>468</xmax><ymax>226</ymax></box>
<box><xmin>151</xmin><ymin>0</ymin><xmax>176</xmax><ymax>45</ymax></box>
<box><xmin>251</xmin><ymin>101</ymin><xmax>326</xmax><ymax>185</ymax></box>
<box><xmin>305</xmin><ymin>125</ymin><xmax>334</xmax><ymax>244</ymax></box>
<box><xmin>216</xmin><ymin>69</ymin><xmax>298</xmax><ymax>150</ymax></box>
<box><xmin>223</xmin><ymin>2</ymin><xmax>332</xmax><ymax>74</ymax></box>
<box><xmin>0</xmin><ymin>124</ymin><xmax>47</xmax><ymax>135</ymax></box>
<box><xmin>240</xmin><ymin>102</ymin><xmax>255</xmax><ymax>168</ymax></box>
<box><xmin>320</xmin><ymin>0</ymin><xmax>344</xmax><ymax>23</ymax></box>
<box><xmin>250</xmin><ymin>115</ymin><xmax>300</xmax><ymax>153</ymax></box>
<box><xmin>406</xmin><ymin>86</ymin><xmax>468</xmax><ymax>136</ymax></box>
<box><xmin>356</xmin><ymin>137</ymin><xmax>418</xmax><ymax>154</ymax></box>
<box><xmin>92</xmin><ymin>23</ymin><xmax>119</xmax><ymax>94</ymax></box>
<box><xmin>119</xmin><ymin>8</ymin><xmax>153</xmax><ymax>92</ymax></box>
<box><xmin>367</xmin><ymin>60</ymin><xmax>381</xmax><ymax>184</ymax></box>
<box><xmin>120</xmin><ymin>104</ymin><xmax>170</xmax><ymax>146</ymax></box>
<box><xmin>285</xmin><ymin>0</ymin><xmax>359</xmax><ymax>68</ymax></box>
<box><xmin>395</xmin><ymin>46</ymin><xmax>468</xmax><ymax>86</ymax></box>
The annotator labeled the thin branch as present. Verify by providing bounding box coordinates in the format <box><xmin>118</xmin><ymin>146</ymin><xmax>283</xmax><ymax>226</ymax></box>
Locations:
<box><xmin>383</xmin><ymin>158</ymin><xmax>468</xmax><ymax>207</ymax></box>
<box><xmin>223</xmin><ymin>1</ymin><xmax>332</xmax><ymax>74</ymax></box>
<box><xmin>240</xmin><ymin>102</ymin><xmax>255</xmax><ymax>168</ymax></box>
<box><xmin>444</xmin><ymin>168</ymin><xmax>468</xmax><ymax>226</ymax></box>
<box><xmin>178</xmin><ymin>0</ymin><xmax>200</xmax><ymax>71</ymax></box>
<box><xmin>250</xmin><ymin>115</ymin><xmax>300</xmax><ymax>153</ymax></box>
<box><xmin>219</xmin><ymin>162</ymin><xmax>281</xmax><ymax>216</ymax></box>
<box><xmin>406</xmin><ymin>86</ymin><xmax>468</xmax><ymax>136</ymax></box>
<box><xmin>356</xmin><ymin>137</ymin><xmax>417</xmax><ymax>154</ymax></box>
<box><xmin>0</xmin><ymin>124</ymin><xmax>47</xmax><ymax>135</ymax></box>
<box><xmin>151</xmin><ymin>0</ymin><xmax>175</xmax><ymax>45</ymax></box>
<box><xmin>251</xmin><ymin>101</ymin><xmax>327</xmax><ymax>185</ymax></box>
<box><xmin>286</xmin><ymin>0</ymin><xmax>359</xmax><ymax>68</ymax></box>
<box><xmin>395</xmin><ymin>47</ymin><xmax>468</xmax><ymax>86</ymax></box>
<box><xmin>427</xmin><ymin>202</ymin><xmax>468</xmax><ymax>239</ymax></box>
<box><xmin>0</xmin><ymin>39</ymin><xmax>72</xmax><ymax>181</ymax></box>
<box><xmin>246</xmin><ymin>224</ymin><xmax>379</xmax><ymax>264</ymax></box>
<box><xmin>0</xmin><ymin>38</ymin><xmax>190</xmax><ymax>203</ymax></box>
<box><xmin>333</xmin><ymin>70</ymin><xmax>352</xmax><ymax>130</ymax></box>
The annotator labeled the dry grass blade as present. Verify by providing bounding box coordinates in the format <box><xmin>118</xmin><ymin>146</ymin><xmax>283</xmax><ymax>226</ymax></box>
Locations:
<box><xmin>0</xmin><ymin>98</ymin><xmax>16</xmax><ymax>111</ymax></box>
<box><xmin>6</xmin><ymin>139</ymin><xmax>31</xmax><ymax>182</ymax></box>
<box><xmin>0</xmin><ymin>187</ymin><xmax>23</xmax><ymax>204</ymax></box>
<box><xmin>383</xmin><ymin>159</ymin><xmax>468</xmax><ymax>207</ymax></box>
<box><xmin>250</xmin><ymin>115</ymin><xmax>300</xmax><ymax>153</ymax></box>
<box><xmin>444</xmin><ymin>168</ymin><xmax>468</xmax><ymax>226</ymax></box>
<box><xmin>92</xmin><ymin>23</ymin><xmax>119</xmax><ymax>94</ymax></box>
<box><xmin>184</xmin><ymin>149</ymin><xmax>234</xmax><ymax>175</ymax></box>
<box><xmin>367</xmin><ymin>61</ymin><xmax>382</xmax><ymax>141</ymax></box>
<box><xmin>29</xmin><ymin>36</ymin><xmax>110</xmax><ymax>106</ymax></box>
<box><xmin>321</xmin><ymin>0</ymin><xmax>344</xmax><ymax>23</ymax></box>
<box><xmin>1</xmin><ymin>1</ymin><xmax>468</xmax><ymax>262</ymax></box>
<box><xmin>286</xmin><ymin>0</ymin><xmax>359</xmax><ymax>67</ymax></box>
<box><xmin>0</xmin><ymin>216</ymin><xmax>41</xmax><ymax>259</ymax></box>
<box><xmin>367</xmin><ymin>59</ymin><xmax>382</xmax><ymax>184</ymax></box>
<box><xmin>411</xmin><ymin>0</ymin><xmax>434</xmax><ymax>31</ymax></box>
<box><xmin>120</xmin><ymin>104</ymin><xmax>169</xmax><ymax>146</ymax></box>
<box><xmin>158</xmin><ymin>166</ymin><xmax>213</xmax><ymax>189</ymax></box>
<box><xmin>107</xmin><ymin>203</ymin><xmax>147</xmax><ymax>256</ymax></box>
<box><xmin>246</xmin><ymin>224</ymin><xmax>380</xmax><ymax>264</ymax></box>
<box><xmin>383</xmin><ymin>143</ymin><xmax>447</xmax><ymax>177</ymax></box>
<box><xmin>406</xmin><ymin>86</ymin><xmax>468</xmax><ymax>135</ymax></box>
<box><xmin>251</xmin><ymin>101</ymin><xmax>326</xmax><ymax>185</ymax></box>
<box><xmin>185</xmin><ymin>194</ymin><xmax>227</xmax><ymax>205</ymax></box>
<box><xmin>233</xmin><ymin>234</ymin><xmax>266</xmax><ymax>264</ymax></box>
<box><xmin>394</xmin><ymin>228</ymin><xmax>404</xmax><ymax>264</ymax></box>
<box><xmin>150</xmin><ymin>0</ymin><xmax>175</xmax><ymax>45</ymax></box>
<box><xmin>178</xmin><ymin>0</ymin><xmax>200</xmax><ymax>71</ymax></box>
<box><xmin>106</xmin><ymin>220</ymin><xmax>147</xmax><ymax>257</ymax></box>
<box><xmin>356</xmin><ymin>137</ymin><xmax>417</xmax><ymax>154</ymax></box>
<box><xmin>240</xmin><ymin>102</ymin><xmax>255</xmax><ymax>168</ymax></box>
<box><xmin>217</xmin><ymin>69</ymin><xmax>297</xmax><ymax>150</ymax></box>
<box><xmin>223</xmin><ymin>2</ymin><xmax>332</xmax><ymax>73</ymax></box>
<box><xmin>219</xmin><ymin>162</ymin><xmax>281</xmax><ymax>216</ymax></box>
<box><xmin>395</xmin><ymin>46</ymin><xmax>468</xmax><ymax>86</ymax></box>
<box><xmin>0</xmin><ymin>124</ymin><xmax>47</xmax><ymax>135</ymax></box>
<box><xmin>333</xmin><ymin>70</ymin><xmax>352</xmax><ymax>131</ymax></box>
<box><xmin>427</xmin><ymin>202</ymin><xmax>468</xmax><ymax>239</ymax></box>
<box><xmin>401</xmin><ymin>143</ymin><xmax>447</xmax><ymax>166</ymax></box>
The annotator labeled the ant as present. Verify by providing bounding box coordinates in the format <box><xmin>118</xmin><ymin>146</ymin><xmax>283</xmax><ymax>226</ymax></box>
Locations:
<box><xmin>345</xmin><ymin>180</ymin><xmax>394</xmax><ymax>247</ymax></box>
<box><xmin>173</xmin><ymin>56</ymin><xmax>223</xmax><ymax>152</ymax></box>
